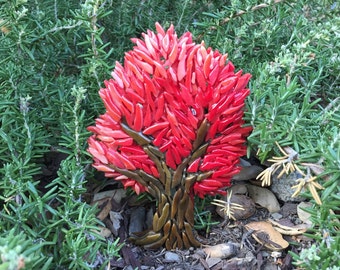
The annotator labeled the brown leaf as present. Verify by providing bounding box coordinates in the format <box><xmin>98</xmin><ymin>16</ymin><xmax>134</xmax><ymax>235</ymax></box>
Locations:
<box><xmin>246</xmin><ymin>184</ymin><xmax>280</xmax><ymax>213</ymax></box>
<box><xmin>245</xmin><ymin>221</ymin><xmax>289</xmax><ymax>251</ymax></box>
<box><xmin>109</xmin><ymin>211</ymin><xmax>123</xmax><ymax>236</ymax></box>
<box><xmin>96</xmin><ymin>198</ymin><xmax>112</xmax><ymax>220</ymax></box>
<box><xmin>97</xmin><ymin>226</ymin><xmax>112</xmax><ymax>238</ymax></box>
<box><xmin>297</xmin><ymin>202</ymin><xmax>313</xmax><ymax>225</ymax></box>
<box><xmin>92</xmin><ymin>189</ymin><xmax>127</xmax><ymax>204</ymax></box>
<box><xmin>268</xmin><ymin>219</ymin><xmax>309</xmax><ymax>235</ymax></box>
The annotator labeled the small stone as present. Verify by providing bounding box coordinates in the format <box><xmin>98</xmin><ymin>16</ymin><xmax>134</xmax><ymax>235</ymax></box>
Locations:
<box><xmin>129</xmin><ymin>206</ymin><xmax>145</xmax><ymax>234</ymax></box>
<box><xmin>244</xmin><ymin>251</ymin><xmax>256</xmax><ymax>263</ymax></box>
<box><xmin>271</xmin><ymin>251</ymin><xmax>282</xmax><ymax>259</ymax></box>
<box><xmin>271</xmin><ymin>212</ymin><xmax>283</xmax><ymax>220</ymax></box>
<box><xmin>270</xmin><ymin>171</ymin><xmax>305</xmax><ymax>202</ymax></box>
<box><xmin>203</xmin><ymin>243</ymin><xmax>238</xmax><ymax>259</ymax></box>
<box><xmin>263</xmin><ymin>261</ymin><xmax>279</xmax><ymax>270</ymax></box>
<box><xmin>216</xmin><ymin>194</ymin><xmax>255</xmax><ymax>220</ymax></box>
<box><xmin>206</xmin><ymin>257</ymin><xmax>221</xmax><ymax>268</ymax></box>
<box><xmin>280</xmin><ymin>202</ymin><xmax>298</xmax><ymax>217</ymax></box>
<box><xmin>164</xmin><ymin>251</ymin><xmax>181</xmax><ymax>263</ymax></box>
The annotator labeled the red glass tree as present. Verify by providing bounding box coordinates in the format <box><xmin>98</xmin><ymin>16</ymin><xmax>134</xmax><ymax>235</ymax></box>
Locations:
<box><xmin>87</xmin><ymin>23</ymin><xmax>252</xmax><ymax>250</ymax></box>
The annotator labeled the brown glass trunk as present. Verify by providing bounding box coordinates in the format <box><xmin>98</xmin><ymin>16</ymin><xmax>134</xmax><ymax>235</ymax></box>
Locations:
<box><xmin>119</xmin><ymin>120</ymin><xmax>210</xmax><ymax>249</ymax></box>
<box><xmin>129</xmin><ymin>171</ymin><xmax>201</xmax><ymax>250</ymax></box>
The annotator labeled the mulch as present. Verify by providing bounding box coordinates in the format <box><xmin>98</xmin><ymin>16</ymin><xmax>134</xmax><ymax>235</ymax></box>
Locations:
<box><xmin>106</xmin><ymin>195</ymin><xmax>311</xmax><ymax>270</ymax></box>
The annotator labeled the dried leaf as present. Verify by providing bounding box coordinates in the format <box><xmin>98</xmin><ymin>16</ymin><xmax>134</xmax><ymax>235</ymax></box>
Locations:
<box><xmin>301</xmin><ymin>163</ymin><xmax>324</xmax><ymax>176</ymax></box>
<box><xmin>246</xmin><ymin>184</ymin><xmax>280</xmax><ymax>213</ymax></box>
<box><xmin>297</xmin><ymin>202</ymin><xmax>313</xmax><ymax>225</ymax></box>
<box><xmin>96</xmin><ymin>198</ymin><xmax>112</xmax><ymax>220</ymax></box>
<box><xmin>245</xmin><ymin>221</ymin><xmax>289</xmax><ymax>251</ymax></box>
<box><xmin>109</xmin><ymin>211</ymin><xmax>123</xmax><ymax>236</ymax></box>
<box><xmin>232</xmin><ymin>165</ymin><xmax>264</xmax><ymax>181</ymax></box>
<box><xmin>98</xmin><ymin>226</ymin><xmax>112</xmax><ymax>238</ymax></box>
<box><xmin>229</xmin><ymin>184</ymin><xmax>248</xmax><ymax>195</ymax></box>
<box><xmin>268</xmin><ymin>219</ymin><xmax>309</xmax><ymax>235</ymax></box>
<box><xmin>93</xmin><ymin>189</ymin><xmax>127</xmax><ymax>204</ymax></box>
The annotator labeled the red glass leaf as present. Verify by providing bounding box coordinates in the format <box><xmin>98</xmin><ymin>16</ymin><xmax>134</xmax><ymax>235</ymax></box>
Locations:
<box><xmin>161</xmin><ymin>33</ymin><xmax>170</xmax><ymax>53</ymax></box>
<box><xmin>179</xmin><ymin>124</ymin><xmax>196</xmax><ymax>141</ymax></box>
<box><xmin>144</xmin><ymin>104</ymin><xmax>153</xmax><ymax>127</ymax></box>
<box><xmin>126</xmin><ymin>58</ymin><xmax>144</xmax><ymax>80</ymax></box>
<box><xmin>133</xmin><ymin>48</ymin><xmax>155</xmax><ymax>66</ymax></box>
<box><xmin>195</xmin><ymin>65</ymin><xmax>206</xmax><ymax>92</ymax></box>
<box><xmin>143</xmin><ymin>34</ymin><xmax>157</xmax><ymax>59</ymax></box>
<box><xmin>166</xmin><ymin>107</ymin><xmax>178</xmax><ymax>127</ymax></box>
<box><xmin>159</xmin><ymin>139</ymin><xmax>172</xmax><ymax>152</ymax></box>
<box><xmin>88</xmin><ymin>137</ymin><xmax>108</xmax><ymax>164</ymax></box>
<box><xmin>144</xmin><ymin>73</ymin><xmax>159</xmax><ymax>97</ymax></box>
<box><xmin>203</xmin><ymin>52</ymin><xmax>212</xmax><ymax>78</ymax></box>
<box><xmin>106</xmin><ymin>149</ymin><xmax>125</xmax><ymax>168</ymax></box>
<box><xmin>187</xmin><ymin>158</ymin><xmax>201</xmax><ymax>173</ymax></box>
<box><xmin>143</xmin><ymin>122</ymin><xmax>169</xmax><ymax>135</ymax></box>
<box><xmin>177</xmin><ymin>58</ymin><xmax>186</xmax><ymax>81</ymax></box>
<box><xmin>120</xmin><ymin>146</ymin><xmax>145</xmax><ymax>155</ymax></box>
<box><xmin>166</xmin><ymin>149</ymin><xmax>176</xmax><ymax>169</ymax></box>
<box><xmin>200</xmin><ymin>161</ymin><xmax>225</xmax><ymax>171</ymax></box>
<box><xmin>199</xmin><ymin>179</ymin><xmax>224</xmax><ymax>188</ymax></box>
<box><xmin>169</xmin><ymin>40</ymin><xmax>178</xmax><ymax>64</ymax></box>
<box><xmin>153</xmin><ymin>127</ymin><xmax>169</xmax><ymax>146</ymax></box>
<box><xmin>126</xmin><ymin>88</ymin><xmax>145</xmax><ymax>104</ymax></box>
<box><xmin>129</xmin><ymin>74</ymin><xmax>145</xmax><ymax>98</ymax></box>
<box><xmin>170</xmin><ymin>146</ymin><xmax>182</xmax><ymax>165</ymax></box>
<box><xmin>133</xmin><ymin>103</ymin><xmax>143</xmax><ymax>131</ymax></box>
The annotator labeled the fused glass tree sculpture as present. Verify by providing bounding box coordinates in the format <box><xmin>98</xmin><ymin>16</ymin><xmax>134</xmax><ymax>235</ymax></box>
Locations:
<box><xmin>88</xmin><ymin>23</ymin><xmax>252</xmax><ymax>249</ymax></box>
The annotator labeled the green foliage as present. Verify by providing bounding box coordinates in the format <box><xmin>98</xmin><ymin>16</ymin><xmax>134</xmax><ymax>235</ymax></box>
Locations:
<box><xmin>0</xmin><ymin>0</ymin><xmax>123</xmax><ymax>268</ymax></box>
<box><xmin>290</xmin><ymin>142</ymin><xmax>340</xmax><ymax>269</ymax></box>
<box><xmin>194</xmin><ymin>197</ymin><xmax>219</xmax><ymax>235</ymax></box>
<box><xmin>0</xmin><ymin>229</ymin><xmax>53</xmax><ymax>270</ymax></box>
<box><xmin>193</xmin><ymin>0</ymin><xmax>339</xmax><ymax>161</ymax></box>
<box><xmin>0</xmin><ymin>0</ymin><xmax>339</xmax><ymax>267</ymax></box>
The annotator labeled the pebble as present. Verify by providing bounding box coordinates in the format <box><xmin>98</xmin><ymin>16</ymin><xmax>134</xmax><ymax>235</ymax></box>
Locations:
<box><xmin>280</xmin><ymin>202</ymin><xmax>298</xmax><ymax>217</ymax></box>
<box><xmin>206</xmin><ymin>257</ymin><xmax>221</xmax><ymax>268</ymax></box>
<box><xmin>129</xmin><ymin>206</ymin><xmax>145</xmax><ymax>234</ymax></box>
<box><xmin>216</xmin><ymin>194</ymin><xmax>256</xmax><ymax>220</ymax></box>
<box><xmin>203</xmin><ymin>243</ymin><xmax>239</xmax><ymax>259</ymax></box>
<box><xmin>270</xmin><ymin>171</ymin><xmax>305</xmax><ymax>202</ymax></box>
<box><xmin>164</xmin><ymin>251</ymin><xmax>181</xmax><ymax>263</ymax></box>
<box><xmin>271</xmin><ymin>212</ymin><xmax>283</xmax><ymax>220</ymax></box>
